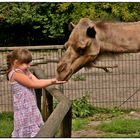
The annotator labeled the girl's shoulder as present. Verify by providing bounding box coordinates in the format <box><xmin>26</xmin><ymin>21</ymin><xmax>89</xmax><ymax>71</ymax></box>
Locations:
<box><xmin>8</xmin><ymin>68</ymin><xmax>23</xmax><ymax>81</ymax></box>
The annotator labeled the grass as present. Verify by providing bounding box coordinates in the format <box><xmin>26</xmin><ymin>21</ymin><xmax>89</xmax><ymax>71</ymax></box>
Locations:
<box><xmin>0</xmin><ymin>112</ymin><xmax>90</xmax><ymax>137</ymax></box>
<box><xmin>96</xmin><ymin>117</ymin><xmax>140</xmax><ymax>138</ymax></box>
<box><xmin>1</xmin><ymin>110</ymin><xmax>140</xmax><ymax>138</ymax></box>
<box><xmin>0</xmin><ymin>112</ymin><xmax>13</xmax><ymax>137</ymax></box>
<box><xmin>72</xmin><ymin>118</ymin><xmax>90</xmax><ymax>131</ymax></box>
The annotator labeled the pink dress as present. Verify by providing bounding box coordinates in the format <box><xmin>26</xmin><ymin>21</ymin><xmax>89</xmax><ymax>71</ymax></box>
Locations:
<box><xmin>8</xmin><ymin>69</ymin><xmax>44</xmax><ymax>138</ymax></box>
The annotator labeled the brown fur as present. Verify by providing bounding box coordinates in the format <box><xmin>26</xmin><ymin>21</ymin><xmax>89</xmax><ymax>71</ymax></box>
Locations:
<box><xmin>57</xmin><ymin>18</ymin><xmax>140</xmax><ymax>80</ymax></box>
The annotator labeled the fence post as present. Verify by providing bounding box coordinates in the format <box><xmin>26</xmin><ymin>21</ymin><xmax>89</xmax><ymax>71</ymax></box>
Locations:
<box><xmin>32</xmin><ymin>67</ymin><xmax>72</xmax><ymax>138</ymax></box>
<box><xmin>60</xmin><ymin>107</ymin><xmax>72</xmax><ymax>137</ymax></box>
<box><xmin>35</xmin><ymin>89</ymin><xmax>42</xmax><ymax>112</ymax></box>
<box><xmin>58</xmin><ymin>48</ymin><xmax>72</xmax><ymax>137</ymax></box>
<box><xmin>45</xmin><ymin>90</ymin><xmax>53</xmax><ymax>119</ymax></box>
<box><xmin>42</xmin><ymin>89</ymin><xmax>47</xmax><ymax>121</ymax></box>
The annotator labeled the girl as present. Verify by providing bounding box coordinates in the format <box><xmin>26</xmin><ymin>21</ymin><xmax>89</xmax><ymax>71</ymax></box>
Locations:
<box><xmin>6</xmin><ymin>48</ymin><xmax>67</xmax><ymax>138</ymax></box>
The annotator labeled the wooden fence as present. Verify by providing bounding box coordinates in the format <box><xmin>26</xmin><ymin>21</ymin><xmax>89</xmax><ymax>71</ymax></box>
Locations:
<box><xmin>31</xmin><ymin>66</ymin><xmax>72</xmax><ymax>138</ymax></box>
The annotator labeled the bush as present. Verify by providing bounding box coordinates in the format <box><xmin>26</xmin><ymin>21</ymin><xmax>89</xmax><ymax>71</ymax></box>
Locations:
<box><xmin>72</xmin><ymin>95</ymin><xmax>94</xmax><ymax>118</ymax></box>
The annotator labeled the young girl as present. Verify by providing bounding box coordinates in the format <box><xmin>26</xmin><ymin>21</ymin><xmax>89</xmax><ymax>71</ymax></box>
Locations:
<box><xmin>6</xmin><ymin>48</ymin><xmax>67</xmax><ymax>138</ymax></box>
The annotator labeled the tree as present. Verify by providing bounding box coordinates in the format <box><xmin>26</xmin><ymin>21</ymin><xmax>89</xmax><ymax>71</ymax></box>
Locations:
<box><xmin>0</xmin><ymin>2</ymin><xmax>140</xmax><ymax>46</ymax></box>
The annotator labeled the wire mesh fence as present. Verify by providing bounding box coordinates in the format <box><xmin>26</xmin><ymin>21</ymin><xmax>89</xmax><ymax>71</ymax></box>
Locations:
<box><xmin>0</xmin><ymin>46</ymin><xmax>140</xmax><ymax>112</ymax></box>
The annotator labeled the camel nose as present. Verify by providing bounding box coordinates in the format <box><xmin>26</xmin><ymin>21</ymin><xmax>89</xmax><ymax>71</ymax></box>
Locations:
<box><xmin>57</xmin><ymin>63</ymin><xmax>67</xmax><ymax>73</ymax></box>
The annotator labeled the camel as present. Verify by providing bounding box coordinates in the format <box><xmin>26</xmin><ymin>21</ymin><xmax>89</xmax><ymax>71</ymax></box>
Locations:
<box><xmin>56</xmin><ymin>18</ymin><xmax>140</xmax><ymax>81</ymax></box>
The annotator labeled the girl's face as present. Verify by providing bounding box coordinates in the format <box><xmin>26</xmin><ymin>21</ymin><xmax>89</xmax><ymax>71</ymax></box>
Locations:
<box><xmin>13</xmin><ymin>60</ymin><xmax>31</xmax><ymax>71</ymax></box>
<box><xmin>18</xmin><ymin>63</ymin><xmax>31</xmax><ymax>71</ymax></box>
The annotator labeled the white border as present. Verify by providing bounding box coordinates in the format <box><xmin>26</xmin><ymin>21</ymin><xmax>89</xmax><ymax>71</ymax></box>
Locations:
<box><xmin>0</xmin><ymin>0</ymin><xmax>140</xmax><ymax>2</ymax></box>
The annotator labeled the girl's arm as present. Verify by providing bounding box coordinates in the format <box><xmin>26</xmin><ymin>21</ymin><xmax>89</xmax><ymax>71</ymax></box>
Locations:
<box><xmin>12</xmin><ymin>71</ymin><xmax>67</xmax><ymax>89</ymax></box>
<box><xmin>30</xmin><ymin>72</ymin><xmax>67</xmax><ymax>84</ymax></box>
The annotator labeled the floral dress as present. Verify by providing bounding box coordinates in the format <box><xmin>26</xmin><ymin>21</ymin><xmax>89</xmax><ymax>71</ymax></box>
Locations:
<box><xmin>8</xmin><ymin>69</ymin><xmax>44</xmax><ymax>137</ymax></box>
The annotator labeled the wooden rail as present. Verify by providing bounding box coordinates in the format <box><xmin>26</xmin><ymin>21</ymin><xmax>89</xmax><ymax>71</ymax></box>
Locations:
<box><xmin>0</xmin><ymin>45</ymin><xmax>63</xmax><ymax>51</ymax></box>
<box><xmin>31</xmin><ymin>66</ymin><xmax>72</xmax><ymax>138</ymax></box>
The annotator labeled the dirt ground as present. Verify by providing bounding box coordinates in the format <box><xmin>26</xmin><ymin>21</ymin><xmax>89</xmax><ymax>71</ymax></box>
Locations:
<box><xmin>72</xmin><ymin>119</ymin><xmax>105</xmax><ymax>138</ymax></box>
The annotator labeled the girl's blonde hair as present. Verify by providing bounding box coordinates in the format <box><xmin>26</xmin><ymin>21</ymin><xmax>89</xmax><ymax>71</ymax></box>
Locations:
<box><xmin>6</xmin><ymin>48</ymin><xmax>32</xmax><ymax>78</ymax></box>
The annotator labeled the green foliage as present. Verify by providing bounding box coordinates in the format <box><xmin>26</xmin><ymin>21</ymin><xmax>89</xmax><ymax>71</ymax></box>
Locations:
<box><xmin>0</xmin><ymin>112</ymin><xmax>13</xmax><ymax>137</ymax></box>
<box><xmin>0</xmin><ymin>3</ymin><xmax>70</xmax><ymax>46</ymax></box>
<box><xmin>72</xmin><ymin>95</ymin><xmax>94</xmax><ymax>118</ymax></box>
<box><xmin>72</xmin><ymin>95</ymin><xmax>132</xmax><ymax>119</ymax></box>
<box><xmin>71</xmin><ymin>74</ymin><xmax>86</xmax><ymax>81</ymax></box>
<box><xmin>0</xmin><ymin>2</ymin><xmax>140</xmax><ymax>46</ymax></box>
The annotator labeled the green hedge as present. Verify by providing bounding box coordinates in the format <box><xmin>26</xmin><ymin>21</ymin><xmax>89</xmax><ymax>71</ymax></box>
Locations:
<box><xmin>0</xmin><ymin>2</ymin><xmax>140</xmax><ymax>46</ymax></box>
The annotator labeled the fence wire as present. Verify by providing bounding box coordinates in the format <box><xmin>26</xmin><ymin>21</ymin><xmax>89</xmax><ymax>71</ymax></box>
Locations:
<box><xmin>0</xmin><ymin>46</ymin><xmax>140</xmax><ymax>112</ymax></box>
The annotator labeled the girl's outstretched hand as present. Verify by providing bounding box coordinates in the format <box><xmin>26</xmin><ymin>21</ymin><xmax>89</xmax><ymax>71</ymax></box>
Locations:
<box><xmin>51</xmin><ymin>78</ymin><xmax>67</xmax><ymax>84</ymax></box>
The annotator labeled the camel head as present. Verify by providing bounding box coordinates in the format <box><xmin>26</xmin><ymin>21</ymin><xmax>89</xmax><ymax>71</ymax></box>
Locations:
<box><xmin>57</xmin><ymin>18</ymin><xmax>100</xmax><ymax>80</ymax></box>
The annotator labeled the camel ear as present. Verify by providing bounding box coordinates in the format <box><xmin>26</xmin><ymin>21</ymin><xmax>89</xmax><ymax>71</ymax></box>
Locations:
<box><xmin>68</xmin><ymin>22</ymin><xmax>76</xmax><ymax>31</ymax></box>
<box><xmin>87</xmin><ymin>26</ymin><xmax>96</xmax><ymax>38</ymax></box>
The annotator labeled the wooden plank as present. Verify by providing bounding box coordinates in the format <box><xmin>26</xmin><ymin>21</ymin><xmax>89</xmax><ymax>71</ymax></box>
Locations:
<box><xmin>35</xmin><ymin>100</ymin><xmax>71</xmax><ymax>137</ymax></box>
<box><xmin>42</xmin><ymin>89</ymin><xmax>47</xmax><ymax>121</ymax></box>
<box><xmin>46</xmin><ymin>90</ymin><xmax>53</xmax><ymax>118</ymax></box>
<box><xmin>35</xmin><ymin>89</ymin><xmax>42</xmax><ymax>112</ymax></box>
<box><xmin>0</xmin><ymin>45</ymin><xmax>63</xmax><ymax>51</ymax></box>
<box><xmin>60</xmin><ymin>107</ymin><xmax>72</xmax><ymax>137</ymax></box>
<box><xmin>42</xmin><ymin>89</ymin><xmax>53</xmax><ymax>121</ymax></box>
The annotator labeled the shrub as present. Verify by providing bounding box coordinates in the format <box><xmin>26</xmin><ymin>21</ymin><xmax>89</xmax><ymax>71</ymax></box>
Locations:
<box><xmin>72</xmin><ymin>95</ymin><xmax>94</xmax><ymax>118</ymax></box>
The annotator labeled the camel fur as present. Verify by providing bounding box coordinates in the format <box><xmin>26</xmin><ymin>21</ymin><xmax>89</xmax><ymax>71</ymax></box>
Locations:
<box><xmin>57</xmin><ymin>18</ymin><xmax>140</xmax><ymax>80</ymax></box>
